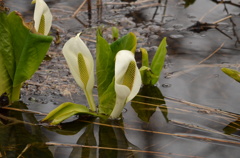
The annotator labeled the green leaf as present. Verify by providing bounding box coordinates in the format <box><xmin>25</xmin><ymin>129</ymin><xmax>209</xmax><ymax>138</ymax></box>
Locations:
<box><xmin>0</xmin><ymin>52</ymin><xmax>12</xmax><ymax>97</ymax></box>
<box><xmin>96</xmin><ymin>31</ymin><xmax>115</xmax><ymax>98</ymax></box>
<box><xmin>98</xmin><ymin>80</ymin><xmax>116</xmax><ymax>115</ymax></box>
<box><xmin>0</xmin><ymin>11</ymin><xmax>52</xmax><ymax>102</ymax></box>
<box><xmin>6</xmin><ymin>12</ymin><xmax>53</xmax><ymax>87</ymax></box>
<box><xmin>112</xmin><ymin>27</ymin><xmax>119</xmax><ymax>41</ymax></box>
<box><xmin>42</xmin><ymin>102</ymin><xmax>98</xmax><ymax>125</ymax></box>
<box><xmin>140</xmin><ymin>66</ymin><xmax>158</xmax><ymax>85</ymax></box>
<box><xmin>0</xmin><ymin>11</ymin><xmax>15</xmax><ymax>81</ymax></box>
<box><xmin>221</xmin><ymin>68</ymin><xmax>240</xmax><ymax>83</ymax></box>
<box><xmin>140</xmin><ymin>48</ymin><xmax>149</xmax><ymax>67</ymax></box>
<box><xmin>150</xmin><ymin>37</ymin><xmax>167</xmax><ymax>84</ymax></box>
<box><xmin>110</xmin><ymin>32</ymin><xmax>137</xmax><ymax>54</ymax></box>
<box><xmin>131</xmin><ymin>85</ymin><xmax>168</xmax><ymax>122</ymax></box>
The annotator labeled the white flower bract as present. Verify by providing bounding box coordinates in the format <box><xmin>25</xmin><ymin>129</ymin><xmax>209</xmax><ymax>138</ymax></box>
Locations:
<box><xmin>62</xmin><ymin>33</ymin><xmax>96</xmax><ymax>111</ymax></box>
<box><xmin>110</xmin><ymin>50</ymin><xmax>142</xmax><ymax>118</ymax></box>
<box><xmin>32</xmin><ymin>0</ymin><xmax>52</xmax><ymax>35</ymax></box>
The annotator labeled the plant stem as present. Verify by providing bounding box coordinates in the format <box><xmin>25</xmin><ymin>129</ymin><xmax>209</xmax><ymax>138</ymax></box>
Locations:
<box><xmin>10</xmin><ymin>84</ymin><xmax>22</xmax><ymax>103</ymax></box>
<box><xmin>110</xmin><ymin>96</ymin><xmax>125</xmax><ymax>119</ymax></box>
<box><xmin>84</xmin><ymin>89</ymin><xmax>96</xmax><ymax>112</ymax></box>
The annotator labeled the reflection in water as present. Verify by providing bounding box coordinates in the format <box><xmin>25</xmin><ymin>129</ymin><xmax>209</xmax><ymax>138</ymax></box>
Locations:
<box><xmin>70</xmin><ymin>124</ymin><xmax>97</xmax><ymax>158</ymax></box>
<box><xmin>131</xmin><ymin>85</ymin><xmax>168</xmax><ymax>122</ymax></box>
<box><xmin>99</xmin><ymin>119</ymin><xmax>141</xmax><ymax>158</ymax></box>
<box><xmin>223</xmin><ymin>118</ymin><xmax>240</xmax><ymax>135</ymax></box>
<box><xmin>184</xmin><ymin>0</ymin><xmax>196</xmax><ymax>8</ymax></box>
<box><xmin>0</xmin><ymin>102</ymin><xmax>53</xmax><ymax>158</ymax></box>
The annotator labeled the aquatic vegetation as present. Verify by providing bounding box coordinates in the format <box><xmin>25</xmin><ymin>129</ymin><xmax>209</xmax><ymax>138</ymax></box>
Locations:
<box><xmin>111</xmin><ymin>27</ymin><xmax>119</xmax><ymax>41</ymax></box>
<box><xmin>42</xmin><ymin>29</ymin><xmax>167</xmax><ymax>125</ymax></box>
<box><xmin>221</xmin><ymin>68</ymin><xmax>240</xmax><ymax>83</ymax></box>
<box><xmin>140</xmin><ymin>37</ymin><xmax>167</xmax><ymax>85</ymax></box>
<box><xmin>0</xmin><ymin>0</ymin><xmax>52</xmax><ymax>104</ymax></box>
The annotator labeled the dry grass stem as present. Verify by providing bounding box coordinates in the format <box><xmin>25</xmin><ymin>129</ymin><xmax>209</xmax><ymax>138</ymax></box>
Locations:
<box><xmin>72</xmin><ymin>0</ymin><xmax>88</xmax><ymax>18</ymax></box>
<box><xmin>213</xmin><ymin>15</ymin><xmax>232</xmax><ymax>24</ymax></box>
<box><xmin>198</xmin><ymin>42</ymin><xmax>224</xmax><ymax>64</ymax></box>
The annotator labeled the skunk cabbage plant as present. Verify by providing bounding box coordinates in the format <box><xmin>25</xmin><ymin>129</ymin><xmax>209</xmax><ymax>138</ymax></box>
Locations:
<box><xmin>62</xmin><ymin>33</ymin><xmax>96</xmax><ymax>111</ymax></box>
<box><xmin>42</xmin><ymin>31</ymin><xmax>140</xmax><ymax>124</ymax></box>
<box><xmin>32</xmin><ymin>0</ymin><xmax>52</xmax><ymax>35</ymax></box>
<box><xmin>42</xmin><ymin>28</ymin><xmax>167</xmax><ymax>125</ymax></box>
<box><xmin>0</xmin><ymin>2</ymin><xmax>52</xmax><ymax>104</ymax></box>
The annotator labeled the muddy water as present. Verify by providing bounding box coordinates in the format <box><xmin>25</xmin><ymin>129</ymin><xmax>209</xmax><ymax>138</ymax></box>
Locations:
<box><xmin>2</xmin><ymin>0</ymin><xmax>240</xmax><ymax>157</ymax></box>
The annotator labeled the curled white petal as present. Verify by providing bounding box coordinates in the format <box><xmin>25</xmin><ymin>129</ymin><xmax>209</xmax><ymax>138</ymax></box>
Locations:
<box><xmin>33</xmin><ymin>0</ymin><xmax>52</xmax><ymax>35</ymax></box>
<box><xmin>62</xmin><ymin>33</ymin><xmax>96</xmax><ymax>111</ymax></box>
<box><xmin>110</xmin><ymin>50</ymin><xmax>142</xmax><ymax>118</ymax></box>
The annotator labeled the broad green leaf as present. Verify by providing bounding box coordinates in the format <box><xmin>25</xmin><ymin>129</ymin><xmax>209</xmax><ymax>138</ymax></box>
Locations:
<box><xmin>141</xmin><ymin>48</ymin><xmax>149</xmax><ymax>67</ymax></box>
<box><xmin>96</xmin><ymin>31</ymin><xmax>115</xmax><ymax>98</ymax></box>
<box><xmin>42</xmin><ymin>102</ymin><xmax>98</xmax><ymax>125</ymax></box>
<box><xmin>150</xmin><ymin>37</ymin><xmax>167</xmax><ymax>84</ymax></box>
<box><xmin>96</xmin><ymin>31</ymin><xmax>117</xmax><ymax>115</ymax></box>
<box><xmin>0</xmin><ymin>11</ymin><xmax>52</xmax><ymax>102</ymax></box>
<box><xmin>98</xmin><ymin>80</ymin><xmax>116</xmax><ymax>115</ymax></box>
<box><xmin>0</xmin><ymin>11</ymin><xmax>15</xmax><ymax>81</ymax></box>
<box><xmin>221</xmin><ymin>68</ymin><xmax>240</xmax><ymax>83</ymax></box>
<box><xmin>110</xmin><ymin>32</ymin><xmax>137</xmax><ymax>54</ymax></box>
<box><xmin>6</xmin><ymin>12</ymin><xmax>53</xmax><ymax>87</ymax></box>
<box><xmin>0</xmin><ymin>52</ymin><xmax>12</xmax><ymax>97</ymax></box>
<box><xmin>131</xmin><ymin>85</ymin><xmax>168</xmax><ymax>122</ymax></box>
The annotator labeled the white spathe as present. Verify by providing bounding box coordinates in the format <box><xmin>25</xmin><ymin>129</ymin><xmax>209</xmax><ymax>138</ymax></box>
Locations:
<box><xmin>62</xmin><ymin>33</ymin><xmax>96</xmax><ymax>111</ymax></box>
<box><xmin>32</xmin><ymin>0</ymin><xmax>52</xmax><ymax>35</ymax></box>
<box><xmin>110</xmin><ymin>50</ymin><xmax>142</xmax><ymax>119</ymax></box>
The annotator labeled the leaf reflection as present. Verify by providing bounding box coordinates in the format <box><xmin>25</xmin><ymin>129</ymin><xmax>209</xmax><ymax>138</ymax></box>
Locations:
<box><xmin>70</xmin><ymin>124</ymin><xmax>97</xmax><ymax>158</ymax></box>
<box><xmin>223</xmin><ymin>118</ymin><xmax>240</xmax><ymax>135</ymax></box>
<box><xmin>0</xmin><ymin>101</ymin><xmax>53</xmax><ymax>158</ymax></box>
<box><xmin>131</xmin><ymin>85</ymin><xmax>168</xmax><ymax>122</ymax></box>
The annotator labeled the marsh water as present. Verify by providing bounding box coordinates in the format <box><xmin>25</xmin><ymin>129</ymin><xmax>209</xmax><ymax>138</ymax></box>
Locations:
<box><xmin>2</xmin><ymin>0</ymin><xmax>240</xmax><ymax>157</ymax></box>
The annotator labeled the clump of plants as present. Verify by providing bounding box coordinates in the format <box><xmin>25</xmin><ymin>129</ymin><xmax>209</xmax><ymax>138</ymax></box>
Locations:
<box><xmin>42</xmin><ymin>28</ymin><xmax>167</xmax><ymax>125</ymax></box>
<box><xmin>0</xmin><ymin>0</ymin><xmax>53</xmax><ymax>104</ymax></box>
<box><xmin>0</xmin><ymin>0</ymin><xmax>168</xmax><ymax>124</ymax></box>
